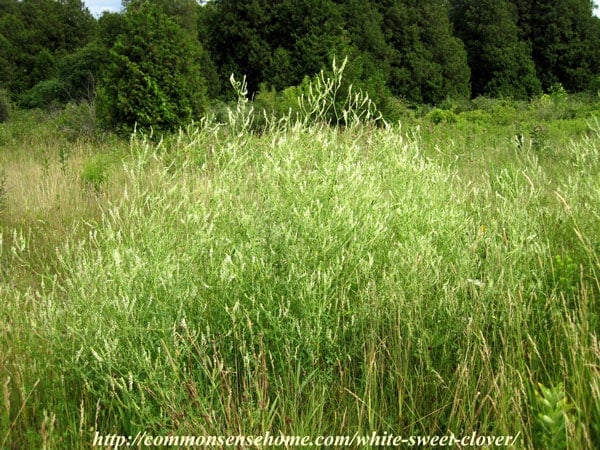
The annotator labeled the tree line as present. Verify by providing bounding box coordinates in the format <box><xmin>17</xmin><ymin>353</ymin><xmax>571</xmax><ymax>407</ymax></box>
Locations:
<box><xmin>1</xmin><ymin>0</ymin><xmax>599</xmax><ymax>131</ymax></box>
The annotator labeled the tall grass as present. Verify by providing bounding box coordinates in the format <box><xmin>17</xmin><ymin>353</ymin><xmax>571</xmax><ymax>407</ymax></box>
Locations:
<box><xmin>1</xmin><ymin>71</ymin><xmax>599</xmax><ymax>448</ymax></box>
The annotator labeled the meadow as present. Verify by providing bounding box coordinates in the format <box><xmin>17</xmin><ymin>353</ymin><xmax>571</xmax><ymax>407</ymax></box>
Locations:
<box><xmin>1</xmin><ymin>78</ymin><xmax>599</xmax><ymax>448</ymax></box>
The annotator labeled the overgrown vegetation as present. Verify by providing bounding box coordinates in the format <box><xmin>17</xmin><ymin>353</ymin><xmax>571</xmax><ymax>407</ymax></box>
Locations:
<box><xmin>96</xmin><ymin>0</ymin><xmax>208</xmax><ymax>133</ymax></box>
<box><xmin>2</xmin><ymin>0</ymin><xmax>600</xmax><ymax>134</ymax></box>
<box><xmin>0</xmin><ymin>91</ymin><xmax>9</xmax><ymax>123</ymax></box>
<box><xmin>1</xmin><ymin>65</ymin><xmax>599</xmax><ymax>449</ymax></box>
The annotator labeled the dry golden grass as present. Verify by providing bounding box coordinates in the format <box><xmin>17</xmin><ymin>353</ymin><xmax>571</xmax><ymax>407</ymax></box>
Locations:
<box><xmin>0</xmin><ymin>134</ymin><xmax>129</xmax><ymax>292</ymax></box>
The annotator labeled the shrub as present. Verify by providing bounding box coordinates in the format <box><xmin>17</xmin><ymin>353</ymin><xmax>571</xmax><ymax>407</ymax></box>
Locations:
<box><xmin>96</xmin><ymin>0</ymin><xmax>207</xmax><ymax>134</ymax></box>
<box><xmin>371</xmin><ymin>91</ymin><xmax>416</xmax><ymax>124</ymax></box>
<box><xmin>530</xmin><ymin>122</ymin><xmax>549</xmax><ymax>152</ymax></box>
<box><xmin>437</xmin><ymin>97</ymin><xmax>474</xmax><ymax>114</ymax></box>
<box><xmin>471</xmin><ymin>96</ymin><xmax>526</xmax><ymax>125</ymax></box>
<box><xmin>20</xmin><ymin>79</ymin><xmax>65</xmax><ymax>110</ymax></box>
<box><xmin>80</xmin><ymin>153</ymin><xmax>113</xmax><ymax>192</ymax></box>
<box><xmin>458</xmin><ymin>109</ymin><xmax>492</xmax><ymax>125</ymax></box>
<box><xmin>53</xmin><ymin>102</ymin><xmax>98</xmax><ymax>141</ymax></box>
<box><xmin>253</xmin><ymin>82</ymin><xmax>303</xmax><ymax>126</ymax></box>
<box><xmin>426</xmin><ymin>108</ymin><xmax>457</xmax><ymax>124</ymax></box>
<box><xmin>0</xmin><ymin>90</ymin><xmax>10</xmax><ymax>122</ymax></box>
<box><xmin>57</xmin><ymin>43</ymin><xmax>107</xmax><ymax>104</ymax></box>
<box><xmin>232</xmin><ymin>58</ymin><xmax>384</xmax><ymax>132</ymax></box>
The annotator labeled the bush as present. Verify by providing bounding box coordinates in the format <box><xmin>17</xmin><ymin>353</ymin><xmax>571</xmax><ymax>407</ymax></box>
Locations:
<box><xmin>0</xmin><ymin>90</ymin><xmax>10</xmax><ymax>122</ymax></box>
<box><xmin>458</xmin><ymin>109</ymin><xmax>492</xmax><ymax>125</ymax></box>
<box><xmin>470</xmin><ymin>96</ymin><xmax>527</xmax><ymax>125</ymax></box>
<box><xmin>20</xmin><ymin>79</ymin><xmax>65</xmax><ymax>110</ymax></box>
<box><xmin>96</xmin><ymin>0</ymin><xmax>207</xmax><ymax>134</ymax></box>
<box><xmin>53</xmin><ymin>102</ymin><xmax>98</xmax><ymax>141</ymax></box>
<box><xmin>231</xmin><ymin>58</ymin><xmax>385</xmax><ymax>132</ymax></box>
<box><xmin>80</xmin><ymin>153</ymin><xmax>113</xmax><ymax>192</ymax></box>
<box><xmin>426</xmin><ymin>108</ymin><xmax>457</xmax><ymax>124</ymax></box>
<box><xmin>57</xmin><ymin>43</ymin><xmax>107</xmax><ymax>104</ymax></box>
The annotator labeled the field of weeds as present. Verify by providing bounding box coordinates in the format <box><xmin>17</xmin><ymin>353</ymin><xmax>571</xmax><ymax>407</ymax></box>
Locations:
<box><xmin>1</xmin><ymin>83</ymin><xmax>599</xmax><ymax>448</ymax></box>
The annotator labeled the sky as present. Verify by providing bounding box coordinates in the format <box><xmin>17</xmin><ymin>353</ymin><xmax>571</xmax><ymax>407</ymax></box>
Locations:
<box><xmin>84</xmin><ymin>0</ymin><xmax>122</xmax><ymax>17</ymax></box>
<box><xmin>83</xmin><ymin>1</ymin><xmax>598</xmax><ymax>19</ymax></box>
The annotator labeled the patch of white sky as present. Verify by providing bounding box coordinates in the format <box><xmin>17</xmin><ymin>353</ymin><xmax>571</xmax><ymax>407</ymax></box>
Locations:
<box><xmin>84</xmin><ymin>0</ymin><xmax>122</xmax><ymax>18</ymax></box>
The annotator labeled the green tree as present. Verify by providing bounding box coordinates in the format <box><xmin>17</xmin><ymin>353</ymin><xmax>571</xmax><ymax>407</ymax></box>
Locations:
<box><xmin>280</xmin><ymin>0</ymin><xmax>345</xmax><ymax>89</ymax></box>
<box><xmin>199</xmin><ymin>0</ymin><xmax>273</xmax><ymax>96</ymax></box>
<box><xmin>0</xmin><ymin>0</ymin><xmax>96</xmax><ymax>101</ymax></box>
<box><xmin>97</xmin><ymin>11</ymin><xmax>127</xmax><ymax>50</ymax></box>
<box><xmin>199</xmin><ymin>0</ymin><xmax>344</xmax><ymax>96</ymax></box>
<box><xmin>0</xmin><ymin>1</ymin><xmax>18</xmax><ymax>92</ymax></box>
<box><xmin>123</xmin><ymin>0</ymin><xmax>200</xmax><ymax>36</ymax></box>
<box><xmin>57</xmin><ymin>0</ymin><xmax>98</xmax><ymax>52</ymax></box>
<box><xmin>413</xmin><ymin>0</ymin><xmax>471</xmax><ymax>102</ymax></box>
<box><xmin>57</xmin><ymin>42</ymin><xmax>108</xmax><ymax>103</ymax></box>
<box><xmin>336</xmin><ymin>0</ymin><xmax>393</xmax><ymax>97</ymax></box>
<box><xmin>21</xmin><ymin>42</ymin><xmax>108</xmax><ymax>109</ymax></box>
<box><xmin>96</xmin><ymin>0</ymin><xmax>207</xmax><ymax>133</ymax></box>
<box><xmin>511</xmin><ymin>0</ymin><xmax>600</xmax><ymax>92</ymax></box>
<box><xmin>376</xmin><ymin>0</ymin><xmax>470</xmax><ymax>103</ymax></box>
<box><xmin>450</xmin><ymin>0</ymin><xmax>541</xmax><ymax>99</ymax></box>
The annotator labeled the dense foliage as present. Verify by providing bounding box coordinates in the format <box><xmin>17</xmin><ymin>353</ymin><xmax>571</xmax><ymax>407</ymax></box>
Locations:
<box><xmin>450</xmin><ymin>0</ymin><xmax>541</xmax><ymax>99</ymax></box>
<box><xmin>96</xmin><ymin>0</ymin><xmax>207</xmax><ymax>132</ymax></box>
<box><xmin>0</xmin><ymin>0</ymin><xmax>96</xmax><ymax>104</ymax></box>
<box><xmin>0</xmin><ymin>0</ymin><xmax>599</xmax><ymax>128</ymax></box>
<box><xmin>512</xmin><ymin>0</ymin><xmax>600</xmax><ymax>91</ymax></box>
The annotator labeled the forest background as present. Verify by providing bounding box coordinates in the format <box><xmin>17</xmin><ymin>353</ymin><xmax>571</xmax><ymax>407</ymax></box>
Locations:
<box><xmin>1</xmin><ymin>0</ymin><xmax>600</xmax><ymax>130</ymax></box>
